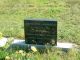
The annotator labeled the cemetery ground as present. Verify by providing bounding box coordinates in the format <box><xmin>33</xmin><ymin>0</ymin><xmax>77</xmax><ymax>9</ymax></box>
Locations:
<box><xmin>0</xmin><ymin>0</ymin><xmax>80</xmax><ymax>60</ymax></box>
<box><xmin>0</xmin><ymin>38</ymin><xmax>80</xmax><ymax>60</ymax></box>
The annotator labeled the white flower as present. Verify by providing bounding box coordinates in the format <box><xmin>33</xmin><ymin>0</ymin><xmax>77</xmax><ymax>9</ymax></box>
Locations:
<box><xmin>31</xmin><ymin>46</ymin><xmax>37</xmax><ymax>52</ymax></box>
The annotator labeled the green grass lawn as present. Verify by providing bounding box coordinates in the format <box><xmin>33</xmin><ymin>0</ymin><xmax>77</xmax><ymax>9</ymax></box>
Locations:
<box><xmin>2</xmin><ymin>0</ymin><xmax>80</xmax><ymax>44</ymax></box>
<box><xmin>0</xmin><ymin>0</ymin><xmax>80</xmax><ymax>60</ymax></box>
<box><xmin>0</xmin><ymin>47</ymin><xmax>80</xmax><ymax>60</ymax></box>
<box><xmin>0</xmin><ymin>0</ymin><xmax>80</xmax><ymax>43</ymax></box>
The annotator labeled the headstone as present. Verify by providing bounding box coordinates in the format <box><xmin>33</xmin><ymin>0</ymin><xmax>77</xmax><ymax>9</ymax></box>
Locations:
<box><xmin>24</xmin><ymin>19</ymin><xmax>57</xmax><ymax>46</ymax></box>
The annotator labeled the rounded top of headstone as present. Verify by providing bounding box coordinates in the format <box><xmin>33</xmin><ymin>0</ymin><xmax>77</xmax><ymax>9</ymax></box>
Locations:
<box><xmin>24</xmin><ymin>18</ymin><xmax>57</xmax><ymax>22</ymax></box>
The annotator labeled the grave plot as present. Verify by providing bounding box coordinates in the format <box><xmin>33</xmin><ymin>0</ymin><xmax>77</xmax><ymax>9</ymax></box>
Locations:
<box><xmin>24</xmin><ymin>19</ymin><xmax>57</xmax><ymax>46</ymax></box>
<box><xmin>0</xmin><ymin>19</ymin><xmax>78</xmax><ymax>52</ymax></box>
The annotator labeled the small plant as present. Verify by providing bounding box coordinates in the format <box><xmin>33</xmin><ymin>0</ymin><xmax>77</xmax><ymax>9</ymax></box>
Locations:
<box><xmin>0</xmin><ymin>50</ymin><xmax>8</xmax><ymax>60</ymax></box>
<box><xmin>0</xmin><ymin>32</ymin><xmax>3</xmax><ymax>39</ymax></box>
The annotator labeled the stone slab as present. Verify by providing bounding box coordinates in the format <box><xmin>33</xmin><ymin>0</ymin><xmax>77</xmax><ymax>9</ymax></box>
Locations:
<box><xmin>0</xmin><ymin>38</ymin><xmax>8</xmax><ymax>47</ymax></box>
<box><xmin>11</xmin><ymin>39</ymin><xmax>77</xmax><ymax>49</ymax></box>
<box><xmin>0</xmin><ymin>38</ymin><xmax>78</xmax><ymax>50</ymax></box>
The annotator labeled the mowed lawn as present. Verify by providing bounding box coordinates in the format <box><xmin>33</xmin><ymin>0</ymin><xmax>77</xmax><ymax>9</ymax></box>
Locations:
<box><xmin>0</xmin><ymin>0</ymin><xmax>80</xmax><ymax>44</ymax></box>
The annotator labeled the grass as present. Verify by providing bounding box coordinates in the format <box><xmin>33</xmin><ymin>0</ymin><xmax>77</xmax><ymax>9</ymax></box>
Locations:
<box><xmin>0</xmin><ymin>0</ymin><xmax>80</xmax><ymax>60</ymax></box>
<box><xmin>0</xmin><ymin>37</ymin><xmax>79</xmax><ymax>60</ymax></box>
<box><xmin>0</xmin><ymin>47</ymin><xmax>80</xmax><ymax>60</ymax></box>
<box><xmin>0</xmin><ymin>32</ymin><xmax>3</xmax><ymax>39</ymax></box>
<box><xmin>0</xmin><ymin>0</ymin><xmax>80</xmax><ymax>44</ymax></box>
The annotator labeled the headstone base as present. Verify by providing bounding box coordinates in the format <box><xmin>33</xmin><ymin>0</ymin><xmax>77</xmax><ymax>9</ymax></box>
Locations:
<box><xmin>8</xmin><ymin>39</ymin><xmax>78</xmax><ymax>52</ymax></box>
